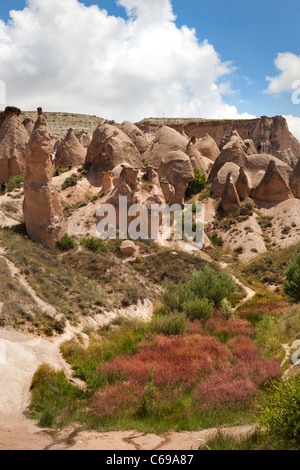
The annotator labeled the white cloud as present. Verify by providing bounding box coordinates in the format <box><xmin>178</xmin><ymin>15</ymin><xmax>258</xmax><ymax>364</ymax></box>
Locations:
<box><xmin>266</xmin><ymin>52</ymin><xmax>300</xmax><ymax>94</ymax></box>
<box><xmin>0</xmin><ymin>0</ymin><xmax>254</xmax><ymax>121</ymax></box>
<box><xmin>284</xmin><ymin>115</ymin><xmax>300</xmax><ymax>141</ymax></box>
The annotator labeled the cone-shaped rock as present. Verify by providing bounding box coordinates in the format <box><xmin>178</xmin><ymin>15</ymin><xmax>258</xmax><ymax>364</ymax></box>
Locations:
<box><xmin>23</xmin><ymin>114</ymin><xmax>65</xmax><ymax>248</ymax></box>
<box><xmin>158</xmin><ymin>150</ymin><xmax>194</xmax><ymax>205</ymax></box>
<box><xmin>119</xmin><ymin>121</ymin><xmax>149</xmax><ymax>155</ymax></box>
<box><xmin>251</xmin><ymin>160</ymin><xmax>293</xmax><ymax>203</ymax></box>
<box><xmin>147</xmin><ymin>126</ymin><xmax>189</xmax><ymax>167</ymax></box>
<box><xmin>210</xmin><ymin>130</ymin><xmax>247</xmax><ymax>182</ymax></box>
<box><xmin>236</xmin><ymin>166</ymin><xmax>251</xmax><ymax>200</ymax></box>
<box><xmin>0</xmin><ymin>106</ymin><xmax>29</xmax><ymax>182</ymax></box>
<box><xmin>85</xmin><ymin>121</ymin><xmax>142</xmax><ymax>187</ymax></box>
<box><xmin>290</xmin><ymin>159</ymin><xmax>300</xmax><ymax>199</ymax></box>
<box><xmin>221</xmin><ymin>172</ymin><xmax>241</xmax><ymax>213</ymax></box>
<box><xmin>195</xmin><ymin>133</ymin><xmax>220</xmax><ymax>162</ymax></box>
<box><xmin>55</xmin><ymin>128</ymin><xmax>86</xmax><ymax>168</ymax></box>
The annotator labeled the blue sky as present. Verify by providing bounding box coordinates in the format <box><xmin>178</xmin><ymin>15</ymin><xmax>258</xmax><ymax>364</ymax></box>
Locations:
<box><xmin>0</xmin><ymin>0</ymin><xmax>299</xmax><ymax>133</ymax></box>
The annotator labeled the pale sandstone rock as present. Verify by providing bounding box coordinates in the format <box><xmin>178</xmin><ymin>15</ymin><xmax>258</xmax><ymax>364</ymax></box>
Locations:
<box><xmin>55</xmin><ymin>128</ymin><xmax>86</xmax><ymax>168</ymax></box>
<box><xmin>0</xmin><ymin>107</ymin><xmax>29</xmax><ymax>182</ymax></box>
<box><xmin>195</xmin><ymin>133</ymin><xmax>220</xmax><ymax>162</ymax></box>
<box><xmin>23</xmin><ymin>113</ymin><xmax>65</xmax><ymax>248</ymax></box>
<box><xmin>236</xmin><ymin>166</ymin><xmax>251</xmax><ymax>200</ymax></box>
<box><xmin>290</xmin><ymin>158</ymin><xmax>300</xmax><ymax>199</ymax></box>
<box><xmin>158</xmin><ymin>150</ymin><xmax>194</xmax><ymax>205</ymax></box>
<box><xmin>120</xmin><ymin>240</ymin><xmax>138</xmax><ymax>256</ymax></box>
<box><xmin>251</xmin><ymin>160</ymin><xmax>293</xmax><ymax>203</ymax></box>
<box><xmin>119</xmin><ymin>121</ymin><xmax>149</xmax><ymax>155</ymax></box>
<box><xmin>221</xmin><ymin>173</ymin><xmax>241</xmax><ymax>213</ymax></box>
<box><xmin>147</xmin><ymin>126</ymin><xmax>189</xmax><ymax>167</ymax></box>
<box><xmin>85</xmin><ymin>121</ymin><xmax>142</xmax><ymax>186</ymax></box>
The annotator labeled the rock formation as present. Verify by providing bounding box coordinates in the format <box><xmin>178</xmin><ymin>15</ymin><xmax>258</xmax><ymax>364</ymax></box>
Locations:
<box><xmin>251</xmin><ymin>160</ymin><xmax>294</xmax><ymax>203</ymax></box>
<box><xmin>0</xmin><ymin>106</ymin><xmax>29</xmax><ymax>182</ymax></box>
<box><xmin>158</xmin><ymin>150</ymin><xmax>195</xmax><ymax>205</ymax></box>
<box><xmin>85</xmin><ymin>121</ymin><xmax>142</xmax><ymax>186</ymax></box>
<box><xmin>55</xmin><ymin>128</ymin><xmax>86</xmax><ymax>168</ymax></box>
<box><xmin>23</xmin><ymin>112</ymin><xmax>65</xmax><ymax>248</ymax></box>
<box><xmin>221</xmin><ymin>173</ymin><xmax>241</xmax><ymax>213</ymax></box>
<box><xmin>290</xmin><ymin>159</ymin><xmax>300</xmax><ymax>199</ymax></box>
<box><xmin>137</xmin><ymin>116</ymin><xmax>300</xmax><ymax>167</ymax></box>
<box><xmin>236</xmin><ymin>166</ymin><xmax>251</xmax><ymax>200</ymax></box>
<box><xmin>194</xmin><ymin>133</ymin><xmax>220</xmax><ymax>162</ymax></box>
<box><xmin>119</xmin><ymin>121</ymin><xmax>149</xmax><ymax>155</ymax></box>
<box><xmin>147</xmin><ymin>126</ymin><xmax>189</xmax><ymax>167</ymax></box>
<box><xmin>210</xmin><ymin>131</ymin><xmax>248</xmax><ymax>182</ymax></box>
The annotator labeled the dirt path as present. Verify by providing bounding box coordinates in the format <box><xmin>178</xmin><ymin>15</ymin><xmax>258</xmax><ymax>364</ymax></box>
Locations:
<box><xmin>0</xmin><ymin>250</ymin><xmax>257</xmax><ymax>451</ymax></box>
<box><xmin>219</xmin><ymin>262</ymin><xmax>256</xmax><ymax>307</ymax></box>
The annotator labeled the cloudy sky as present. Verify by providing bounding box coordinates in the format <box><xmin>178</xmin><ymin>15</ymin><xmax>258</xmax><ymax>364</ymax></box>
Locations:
<box><xmin>0</xmin><ymin>0</ymin><xmax>299</xmax><ymax>138</ymax></box>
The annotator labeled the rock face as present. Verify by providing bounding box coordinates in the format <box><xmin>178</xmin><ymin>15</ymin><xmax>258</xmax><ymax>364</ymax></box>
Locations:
<box><xmin>119</xmin><ymin>121</ymin><xmax>149</xmax><ymax>155</ymax></box>
<box><xmin>158</xmin><ymin>150</ymin><xmax>195</xmax><ymax>205</ymax></box>
<box><xmin>85</xmin><ymin>121</ymin><xmax>142</xmax><ymax>186</ymax></box>
<box><xmin>23</xmin><ymin>114</ymin><xmax>65</xmax><ymax>248</ymax></box>
<box><xmin>211</xmin><ymin>162</ymin><xmax>240</xmax><ymax>198</ymax></box>
<box><xmin>55</xmin><ymin>128</ymin><xmax>86</xmax><ymax>168</ymax></box>
<box><xmin>0</xmin><ymin>107</ymin><xmax>29</xmax><ymax>182</ymax></box>
<box><xmin>221</xmin><ymin>173</ymin><xmax>241</xmax><ymax>213</ymax></box>
<box><xmin>147</xmin><ymin>126</ymin><xmax>189</xmax><ymax>167</ymax></box>
<box><xmin>251</xmin><ymin>160</ymin><xmax>294</xmax><ymax>203</ymax></box>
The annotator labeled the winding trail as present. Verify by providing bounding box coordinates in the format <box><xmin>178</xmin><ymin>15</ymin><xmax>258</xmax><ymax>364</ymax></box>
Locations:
<box><xmin>0</xmin><ymin>251</ymin><xmax>257</xmax><ymax>450</ymax></box>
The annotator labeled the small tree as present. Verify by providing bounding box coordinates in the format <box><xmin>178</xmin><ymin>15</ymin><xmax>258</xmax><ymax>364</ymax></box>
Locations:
<box><xmin>284</xmin><ymin>251</ymin><xmax>300</xmax><ymax>302</ymax></box>
<box><xmin>256</xmin><ymin>377</ymin><xmax>300</xmax><ymax>450</ymax></box>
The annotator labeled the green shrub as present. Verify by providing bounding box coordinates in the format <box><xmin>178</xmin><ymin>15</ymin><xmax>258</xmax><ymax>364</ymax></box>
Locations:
<box><xmin>256</xmin><ymin>377</ymin><xmax>300</xmax><ymax>450</ymax></box>
<box><xmin>220</xmin><ymin>298</ymin><xmax>234</xmax><ymax>319</ymax></box>
<box><xmin>151</xmin><ymin>312</ymin><xmax>187</xmax><ymax>335</ymax></box>
<box><xmin>57</xmin><ymin>234</ymin><xmax>77</xmax><ymax>251</ymax></box>
<box><xmin>187</xmin><ymin>266</ymin><xmax>237</xmax><ymax>308</ymax></box>
<box><xmin>183</xmin><ymin>297</ymin><xmax>214</xmax><ymax>320</ymax></box>
<box><xmin>185</xmin><ymin>169</ymin><xmax>209</xmax><ymax>198</ymax></box>
<box><xmin>62</xmin><ymin>174</ymin><xmax>80</xmax><ymax>190</ymax></box>
<box><xmin>284</xmin><ymin>250</ymin><xmax>300</xmax><ymax>302</ymax></box>
<box><xmin>209</xmin><ymin>232</ymin><xmax>224</xmax><ymax>247</ymax></box>
<box><xmin>81</xmin><ymin>237</ymin><xmax>108</xmax><ymax>254</ymax></box>
<box><xmin>160</xmin><ymin>282</ymin><xmax>188</xmax><ymax>312</ymax></box>
<box><xmin>6</xmin><ymin>175</ymin><xmax>24</xmax><ymax>193</ymax></box>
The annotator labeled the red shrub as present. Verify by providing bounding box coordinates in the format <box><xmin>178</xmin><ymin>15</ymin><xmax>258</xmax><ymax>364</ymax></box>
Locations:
<box><xmin>204</xmin><ymin>317</ymin><xmax>255</xmax><ymax>339</ymax></box>
<box><xmin>97</xmin><ymin>335</ymin><xmax>232</xmax><ymax>388</ymax></box>
<box><xmin>92</xmin><ymin>382</ymin><xmax>141</xmax><ymax>418</ymax></box>
<box><xmin>194</xmin><ymin>365</ymin><xmax>256</xmax><ymax>409</ymax></box>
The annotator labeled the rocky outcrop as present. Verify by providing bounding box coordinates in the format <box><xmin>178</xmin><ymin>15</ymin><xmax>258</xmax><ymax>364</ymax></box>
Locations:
<box><xmin>23</xmin><ymin>113</ymin><xmax>65</xmax><ymax>248</ymax></box>
<box><xmin>147</xmin><ymin>126</ymin><xmax>189</xmax><ymax>167</ymax></box>
<box><xmin>221</xmin><ymin>173</ymin><xmax>241</xmax><ymax>213</ymax></box>
<box><xmin>55</xmin><ymin>128</ymin><xmax>86</xmax><ymax>168</ymax></box>
<box><xmin>85</xmin><ymin>121</ymin><xmax>142</xmax><ymax>187</ymax></box>
<box><xmin>119</xmin><ymin>121</ymin><xmax>149</xmax><ymax>155</ymax></box>
<box><xmin>186</xmin><ymin>138</ymin><xmax>208</xmax><ymax>176</ymax></box>
<box><xmin>251</xmin><ymin>160</ymin><xmax>293</xmax><ymax>203</ymax></box>
<box><xmin>290</xmin><ymin>159</ymin><xmax>300</xmax><ymax>199</ymax></box>
<box><xmin>195</xmin><ymin>133</ymin><xmax>220</xmax><ymax>162</ymax></box>
<box><xmin>120</xmin><ymin>240</ymin><xmax>138</xmax><ymax>256</ymax></box>
<box><xmin>210</xmin><ymin>131</ymin><xmax>248</xmax><ymax>181</ymax></box>
<box><xmin>236</xmin><ymin>166</ymin><xmax>251</xmax><ymax>200</ymax></box>
<box><xmin>137</xmin><ymin>116</ymin><xmax>300</xmax><ymax>167</ymax></box>
<box><xmin>211</xmin><ymin>162</ymin><xmax>240</xmax><ymax>198</ymax></box>
<box><xmin>0</xmin><ymin>107</ymin><xmax>29</xmax><ymax>182</ymax></box>
<box><xmin>158</xmin><ymin>150</ymin><xmax>194</xmax><ymax>205</ymax></box>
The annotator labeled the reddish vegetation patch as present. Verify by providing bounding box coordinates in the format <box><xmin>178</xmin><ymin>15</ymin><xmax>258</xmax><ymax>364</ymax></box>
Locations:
<box><xmin>237</xmin><ymin>299</ymin><xmax>291</xmax><ymax>324</ymax></box>
<box><xmin>93</xmin><ymin>329</ymin><xmax>281</xmax><ymax>415</ymax></box>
